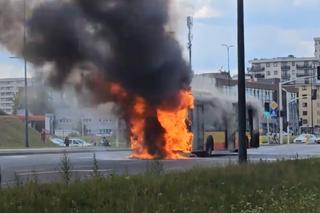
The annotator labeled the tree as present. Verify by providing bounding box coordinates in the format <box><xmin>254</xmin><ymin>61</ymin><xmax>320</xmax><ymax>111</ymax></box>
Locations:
<box><xmin>0</xmin><ymin>109</ymin><xmax>7</xmax><ymax>116</ymax></box>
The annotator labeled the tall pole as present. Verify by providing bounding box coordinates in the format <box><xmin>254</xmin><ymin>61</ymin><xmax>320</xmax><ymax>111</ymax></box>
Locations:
<box><xmin>187</xmin><ymin>16</ymin><xmax>193</xmax><ymax>70</ymax></box>
<box><xmin>286</xmin><ymin>92</ymin><xmax>290</xmax><ymax>144</ymax></box>
<box><xmin>23</xmin><ymin>0</ymin><xmax>29</xmax><ymax>148</ymax></box>
<box><xmin>237</xmin><ymin>0</ymin><xmax>247</xmax><ymax>163</ymax></box>
<box><xmin>311</xmin><ymin>66</ymin><xmax>314</xmax><ymax>134</ymax></box>
<box><xmin>279</xmin><ymin>82</ymin><xmax>283</xmax><ymax>144</ymax></box>
<box><xmin>222</xmin><ymin>44</ymin><xmax>234</xmax><ymax>87</ymax></box>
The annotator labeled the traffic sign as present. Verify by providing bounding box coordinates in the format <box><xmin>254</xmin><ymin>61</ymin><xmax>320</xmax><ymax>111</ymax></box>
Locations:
<box><xmin>270</xmin><ymin>109</ymin><xmax>278</xmax><ymax>118</ymax></box>
<box><xmin>263</xmin><ymin>111</ymin><xmax>270</xmax><ymax>118</ymax></box>
<box><xmin>270</xmin><ymin>101</ymin><xmax>278</xmax><ymax>110</ymax></box>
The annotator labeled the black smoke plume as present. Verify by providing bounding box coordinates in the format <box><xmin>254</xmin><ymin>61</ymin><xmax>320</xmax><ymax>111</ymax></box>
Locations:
<box><xmin>2</xmin><ymin>0</ymin><xmax>192</xmax><ymax>157</ymax></box>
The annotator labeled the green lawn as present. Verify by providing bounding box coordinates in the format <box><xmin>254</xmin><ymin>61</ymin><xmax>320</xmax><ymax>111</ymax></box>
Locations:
<box><xmin>0</xmin><ymin>116</ymin><xmax>57</xmax><ymax>148</ymax></box>
<box><xmin>1</xmin><ymin>159</ymin><xmax>320</xmax><ymax>212</ymax></box>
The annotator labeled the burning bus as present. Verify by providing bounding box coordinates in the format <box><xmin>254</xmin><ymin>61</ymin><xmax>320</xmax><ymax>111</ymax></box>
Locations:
<box><xmin>190</xmin><ymin>91</ymin><xmax>261</xmax><ymax>157</ymax></box>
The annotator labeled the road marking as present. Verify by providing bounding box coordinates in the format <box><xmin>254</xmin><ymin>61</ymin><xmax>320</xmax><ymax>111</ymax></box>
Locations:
<box><xmin>16</xmin><ymin>169</ymin><xmax>113</xmax><ymax>177</ymax></box>
<box><xmin>4</xmin><ymin>156</ymin><xmax>27</xmax><ymax>159</ymax></box>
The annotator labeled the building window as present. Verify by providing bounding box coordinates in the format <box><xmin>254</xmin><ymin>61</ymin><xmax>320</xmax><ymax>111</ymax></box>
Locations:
<box><xmin>292</xmin><ymin>62</ymin><xmax>295</xmax><ymax>66</ymax></box>
<box><xmin>303</xmin><ymin>119</ymin><xmax>308</xmax><ymax>124</ymax></box>
<box><xmin>303</xmin><ymin>111</ymin><xmax>308</xmax><ymax>116</ymax></box>
<box><xmin>303</xmin><ymin>103</ymin><xmax>308</xmax><ymax>107</ymax></box>
<box><xmin>274</xmin><ymin>71</ymin><xmax>278</xmax><ymax>75</ymax></box>
<box><xmin>266</xmin><ymin>63</ymin><xmax>270</xmax><ymax>67</ymax></box>
<box><xmin>267</xmin><ymin>71</ymin><xmax>271</xmax><ymax>76</ymax></box>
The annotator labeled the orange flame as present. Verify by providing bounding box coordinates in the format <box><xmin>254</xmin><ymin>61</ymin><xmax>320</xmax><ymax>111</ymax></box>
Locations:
<box><xmin>157</xmin><ymin>90</ymin><xmax>194</xmax><ymax>159</ymax></box>
<box><xmin>108</xmin><ymin>82</ymin><xmax>194</xmax><ymax>160</ymax></box>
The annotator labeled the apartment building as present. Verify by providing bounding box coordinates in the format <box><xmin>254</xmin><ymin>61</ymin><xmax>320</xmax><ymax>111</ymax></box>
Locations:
<box><xmin>248</xmin><ymin>56</ymin><xmax>319</xmax><ymax>81</ymax></box>
<box><xmin>298</xmin><ymin>84</ymin><xmax>320</xmax><ymax>132</ymax></box>
<box><xmin>0</xmin><ymin>78</ymin><xmax>25</xmax><ymax>114</ymax></box>
<box><xmin>248</xmin><ymin>37</ymin><xmax>320</xmax><ymax>81</ymax></box>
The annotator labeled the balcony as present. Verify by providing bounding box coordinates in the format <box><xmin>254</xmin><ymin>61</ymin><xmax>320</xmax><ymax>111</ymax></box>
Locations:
<box><xmin>296</xmin><ymin>71</ymin><xmax>312</xmax><ymax>77</ymax></box>
<box><xmin>281</xmin><ymin>65</ymin><xmax>291</xmax><ymax>71</ymax></box>
<box><xmin>281</xmin><ymin>74</ymin><xmax>290</xmax><ymax>80</ymax></box>
<box><xmin>247</xmin><ymin>66</ymin><xmax>265</xmax><ymax>73</ymax></box>
<box><xmin>254</xmin><ymin>73</ymin><xmax>265</xmax><ymax>79</ymax></box>
<box><xmin>296</xmin><ymin>64</ymin><xmax>313</xmax><ymax>69</ymax></box>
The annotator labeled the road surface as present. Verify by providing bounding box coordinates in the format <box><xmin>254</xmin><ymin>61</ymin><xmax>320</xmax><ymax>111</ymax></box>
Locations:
<box><xmin>0</xmin><ymin>144</ymin><xmax>319</xmax><ymax>186</ymax></box>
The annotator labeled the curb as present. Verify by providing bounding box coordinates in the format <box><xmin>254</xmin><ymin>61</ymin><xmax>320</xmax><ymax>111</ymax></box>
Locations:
<box><xmin>0</xmin><ymin>148</ymin><xmax>132</xmax><ymax>156</ymax></box>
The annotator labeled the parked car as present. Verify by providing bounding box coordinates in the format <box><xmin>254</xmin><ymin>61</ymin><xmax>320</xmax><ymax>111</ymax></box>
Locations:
<box><xmin>50</xmin><ymin>138</ymin><xmax>65</xmax><ymax>146</ymax></box>
<box><xmin>293</xmin><ymin>134</ymin><xmax>317</xmax><ymax>144</ymax></box>
<box><xmin>69</xmin><ymin>138</ymin><xmax>93</xmax><ymax>147</ymax></box>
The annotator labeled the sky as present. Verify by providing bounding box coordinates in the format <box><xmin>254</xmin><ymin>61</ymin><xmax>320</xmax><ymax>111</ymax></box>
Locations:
<box><xmin>2</xmin><ymin>0</ymin><xmax>320</xmax><ymax>78</ymax></box>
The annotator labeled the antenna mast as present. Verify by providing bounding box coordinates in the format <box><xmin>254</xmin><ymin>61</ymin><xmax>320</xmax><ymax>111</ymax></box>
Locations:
<box><xmin>187</xmin><ymin>16</ymin><xmax>193</xmax><ymax>71</ymax></box>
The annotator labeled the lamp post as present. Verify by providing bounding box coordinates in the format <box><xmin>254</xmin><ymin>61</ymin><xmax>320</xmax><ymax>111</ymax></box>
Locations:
<box><xmin>222</xmin><ymin>44</ymin><xmax>234</xmax><ymax>85</ymax></box>
<box><xmin>10</xmin><ymin>0</ymin><xmax>29</xmax><ymax>148</ymax></box>
<box><xmin>23</xmin><ymin>0</ymin><xmax>29</xmax><ymax>148</ymax></box>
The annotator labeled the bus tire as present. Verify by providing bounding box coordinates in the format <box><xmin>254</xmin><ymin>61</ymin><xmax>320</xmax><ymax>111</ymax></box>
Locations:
<box><xmin>205</xmin><ymin>135</ymin><xmax>214</xmax><ymax>157</ymax></box>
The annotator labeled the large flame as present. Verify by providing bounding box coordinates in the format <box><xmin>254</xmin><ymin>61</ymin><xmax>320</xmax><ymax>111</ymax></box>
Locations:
<box><xmin>108</xmin><ymin>82</ymin><xmax>194</xmax><ymax>160</ymax></box>
<box><xmin>157</xmin><ymin>90</ymin><xmax>194</xmax><ymax>159</ymax></box>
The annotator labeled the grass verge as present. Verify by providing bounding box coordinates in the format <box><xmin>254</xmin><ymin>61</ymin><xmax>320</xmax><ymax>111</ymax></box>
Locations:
<box><xmin>0</xmin><ymin>116</ymin><xmax>57</xmax><ymax>148</ymax></box>
<box><xmin>1</xmin><ymin>159</ymin><xmax>320</xmax><ymax>212</ymax></box>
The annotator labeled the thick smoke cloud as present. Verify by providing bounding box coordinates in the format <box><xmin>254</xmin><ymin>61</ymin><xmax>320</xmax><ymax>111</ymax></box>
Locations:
<box><xmin>24</xmin><ymin>0</ymin><xmax>191</xmax><ymax>106</ymax></box>
<box><xmin>0</xmin><ymin>0</ymin><xmax>192</xmax><ymax>157</ymax></box>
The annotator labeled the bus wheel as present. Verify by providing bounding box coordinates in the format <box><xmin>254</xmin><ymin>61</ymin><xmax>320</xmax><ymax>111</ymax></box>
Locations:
<box><xmin>205</xmin><ymin>135</ymin><xmax>214</xmax><ymax>157</ymax></box>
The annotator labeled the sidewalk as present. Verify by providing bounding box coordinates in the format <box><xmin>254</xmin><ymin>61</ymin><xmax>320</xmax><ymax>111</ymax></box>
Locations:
<box><xmin>0</xmin><ymin>147</ymin><xmax>131</xmax><ymax>156</ymax></box>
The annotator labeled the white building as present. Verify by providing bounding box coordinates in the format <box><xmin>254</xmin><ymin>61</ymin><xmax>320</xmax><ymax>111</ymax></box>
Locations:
<box><xmin>46</xmin><ymin>87</ymin><xmax>123</xmax><ymax>138</ymax></box>
<box><xmin>248</xmin><ymin>37</ymin><xmax>320</xmax><ymax>81</ymax></box>
<box><xmin>0</xmin><ymin>78</ymin><xmax>26</xmax><ymax>114</ymax></box>
<box><xmin>248</xmin><ymin>56</ymin><xmax>319</xmax><ymax>81</ymax></box>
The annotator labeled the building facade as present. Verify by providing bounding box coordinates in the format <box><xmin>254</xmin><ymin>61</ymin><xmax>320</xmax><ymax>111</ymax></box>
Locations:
<box><xmin>0</xmin><ymin>78</ymin><xmax>26</xmax><ymax>114</ymax></box>
<box><xmin>248</xmin><ymin>37</ymin><xmax>320</xmax><ymax>82</ymax></box>
<box><xmin>248</xmin><ymin>56</ymin><xmax>319</xmax><ymax>81</ymax></box>
<box><xmin>45</xmin><ymin>88</ymin><xmax>124</xmax><ymax>141</ymax></box>
<box><xmin>192</xmin><ymin>73</ymin><xmax>299</xmax><ymax>134</ymax></box>
<box><xmin>297</xmin><ymin>84</ymin><xmax>320</xmax><ymax>132</ymax></box>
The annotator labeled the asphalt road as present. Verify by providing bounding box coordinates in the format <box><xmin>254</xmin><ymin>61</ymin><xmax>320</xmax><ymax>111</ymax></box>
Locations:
<box><xmin>1</xmin><ymin>144</ymin><xmax>320</xmax><ymax>186</ymax></box>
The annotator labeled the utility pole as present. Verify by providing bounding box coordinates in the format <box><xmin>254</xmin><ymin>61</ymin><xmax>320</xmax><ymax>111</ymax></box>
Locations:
<box><xmin>222</xmin><ymin>44</ymin><xmax>234</xmax><ymax>87</ymax></box>
<box><xmin>279</xmin><ymin>82</ymin><xmax>283</xmax><ymax>144</ymax></box>
<box><xmin>311</xmin><ymin>66</ymin><xmax>315</xmax><ymax>134</ymax></box>
<box><xmin>237</xmin><ymin>0</ymin><xmax>247</xmax><ymax>163</ymax></box>
<box><xmin>187</xmin><ymin>16</ymin><xmax>193</xmax><ymax>70</ymax></box>
<box><xmin>9</xmin><ymin>0</ymin><xmax>29</xmax><ymax>148</ymax></box>
<box><xmin>24</xmin><ymin>0</ymin><xmax>29</xmax><ymax>148</ymax></box>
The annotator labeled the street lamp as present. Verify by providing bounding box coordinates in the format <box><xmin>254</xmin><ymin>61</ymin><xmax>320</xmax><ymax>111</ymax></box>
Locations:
<box><xmin>222</xmin><ymin>44</ymin><xmax>234</xmax><ymax>84</ymax></box>
<box><xmin>9</xmin><ymin>0</ymin><xmax>29</xmax><ymax>148</ymax></box>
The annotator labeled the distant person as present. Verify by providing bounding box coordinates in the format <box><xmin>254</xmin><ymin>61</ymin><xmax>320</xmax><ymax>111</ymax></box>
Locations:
<box><xmin>245</xmin><ymin>134</ymin><xmax>249</xmax><ymax>148</ymax></box>
<box><xmin>91</xmin><ymin>135</ymin><xmax>97</xmax><ymax>146</ymax></box>
<box><xmin>41</xmin><ymin>129</ymin><xmax>46</xmax><ymax>144</ymax></box>
<box><xmin>64</xmin><ymin>136</ymin><xmax>70</xmax><ymax>147</ymax></box>
<box><xmin>101</xmin><ymin>137</ymin><xmax>110</xmax><ymax>147</ymax></box>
